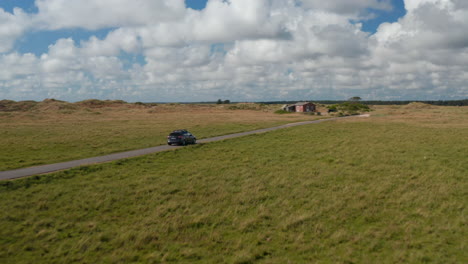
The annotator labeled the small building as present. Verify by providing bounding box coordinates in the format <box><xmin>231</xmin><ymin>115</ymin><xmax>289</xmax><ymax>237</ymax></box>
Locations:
<box><xmin>282</xmin><ymin>104</ymin><xmax>296</xmax><ymax>112</ymax></box>
<box><xmin>282</xmin><ymin>102</ymin><xmax>316</xmax><ymax>112</ymax></box>
<box><xmin>295</xmin><ymin>102</ymin><xmax>316</xmax><ymax>112</ymax></box>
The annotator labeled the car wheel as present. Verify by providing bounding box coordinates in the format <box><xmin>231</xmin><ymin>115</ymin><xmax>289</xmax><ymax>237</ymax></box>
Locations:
<box><xmin>181</xmin><ymin>140</ymin><xmax>186</xmax><ymax>146</ymax></box>
<box><xmin>192</xmin><ymin>139</ymin><xmax>196</xmax><ymax>144</ymax></box>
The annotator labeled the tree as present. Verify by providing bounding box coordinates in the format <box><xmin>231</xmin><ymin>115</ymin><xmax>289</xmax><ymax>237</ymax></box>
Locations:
<box><xmin>349</xmin><ymin>96</ymin><xmax>362</xmax><ymax>102</ymax></box>
<box><xmin>223</xmin><ymin>100</ymin><xmax>230</xmax><ymax>104</ymax></box>
<box><xmin>216</xmin><ymin>99</ymin><xmax>223</xmax><ymax>104</ymax></box>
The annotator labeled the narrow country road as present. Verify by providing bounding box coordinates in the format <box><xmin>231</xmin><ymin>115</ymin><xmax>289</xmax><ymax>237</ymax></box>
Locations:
<box><xmin>0</xmin><ymin>115</ymin><xmax>369</xmax><ymax>180</ymax></box>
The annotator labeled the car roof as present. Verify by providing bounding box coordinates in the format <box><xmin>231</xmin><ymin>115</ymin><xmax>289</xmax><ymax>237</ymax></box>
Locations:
<box><xmin>172</xmin><ymin>129</ymin><xmax>188</xmax><ymax>133</ymax></box>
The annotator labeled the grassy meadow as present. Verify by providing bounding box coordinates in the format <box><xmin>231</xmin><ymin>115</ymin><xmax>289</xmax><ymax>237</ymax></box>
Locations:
<box><xmin>0</xmin><ymin>100</ymin><xmax>327</xmax><ymax>171</ymax></box>
<box><xmin>0</xmin><ymin>103</ymin><xmax>466</xmax><ymax>263</ymax></box>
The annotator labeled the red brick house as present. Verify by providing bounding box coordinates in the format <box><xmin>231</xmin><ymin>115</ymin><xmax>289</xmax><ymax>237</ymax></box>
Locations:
<box><xmin>283</xmin><ymin>102</ymin><xmax>316</xmax><ymax>112</ymax></box>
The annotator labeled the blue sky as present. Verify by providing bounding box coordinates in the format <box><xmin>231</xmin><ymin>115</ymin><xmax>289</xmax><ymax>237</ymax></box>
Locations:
<box><xmin>1</xmin><ymin>0</ymin><xmax>37</xmax><ymax>13</ymax></box>
<box><xmin>360</xmin><ymin>0</ymin><xmax>406</xmax><ymax>32</ymax></box>
<box><xmin>186</xmin><ymin>0</ymin><xmax>208</xmax><ymax>10</ymax></box>
<box><xmin>0</xmin><ymin>0</ymin><xmax>467</xmax><ymax>102</ymax></box>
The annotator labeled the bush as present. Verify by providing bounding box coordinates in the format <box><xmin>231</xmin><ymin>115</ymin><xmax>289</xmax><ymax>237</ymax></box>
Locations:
<box><xmin>0</xmin><ymin>100</ymin><xmax>38</xmax><ymax>112</ymax></box>
<box><xmin>229</xmin><ymin>104</ymin><xmax>266</xmax><ymax>111</ymax></box>
<box><xmin>77</xmin><ymin>99</ymin><xmax>127</xmax><ymax>108</ymax></box>
<box><xmin>327</xmin><ymin>105</ymin><xmax>338</xmax><ymax>112</ymax></box>
<box><xmin>274</xmin><ymin>110</ymin><xmax>291</xmax><ymax>114</ymax></box>
<box><xmin>328</xmin><ymin>102</ymin><xmax>371</xmax><ymax>116</ymax></box>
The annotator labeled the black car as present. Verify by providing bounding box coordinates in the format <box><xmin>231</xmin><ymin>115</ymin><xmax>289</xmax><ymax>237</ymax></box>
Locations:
<box><xmin>167</xmin><ymin>130</ymin><xmax>197</xmax><ymax>146</ymax></box>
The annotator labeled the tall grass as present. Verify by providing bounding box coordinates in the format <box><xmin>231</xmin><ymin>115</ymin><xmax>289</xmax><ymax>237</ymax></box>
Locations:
<box><xmin>1</xmin><ymin>112</ymin><xmax>466</xmax><ymax>263</ymax></box>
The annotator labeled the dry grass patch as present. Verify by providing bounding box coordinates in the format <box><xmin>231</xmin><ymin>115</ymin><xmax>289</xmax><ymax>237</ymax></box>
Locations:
<box><xmin>344</xmin><ymin>104</ymin><xmax>468</xmax><ymax>129</ymax></box>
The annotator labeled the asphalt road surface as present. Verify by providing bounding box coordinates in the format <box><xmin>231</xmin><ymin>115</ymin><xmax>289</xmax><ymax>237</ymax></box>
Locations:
<box><xmin>0</xmin><ymin>115</ymin><xmax>369</xmax><ymax>181</ymax></box>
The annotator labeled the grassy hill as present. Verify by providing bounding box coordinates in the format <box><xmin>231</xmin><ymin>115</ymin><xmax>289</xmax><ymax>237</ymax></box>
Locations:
<box><xmin>0</xmin><ymin>105</ymin><xmax>466</xmax><ymax>263</ymax></box>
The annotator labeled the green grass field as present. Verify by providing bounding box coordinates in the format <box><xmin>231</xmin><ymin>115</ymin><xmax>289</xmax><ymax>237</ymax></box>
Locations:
<box><xmin>0</xmin><ymin>102</ymin><xmax>322</xmax><ymax>171</ymax></box>
<box><xmin>0</xmin><ymin>105</ymin><xmax>466</xmax><ymax>263</ymax></box>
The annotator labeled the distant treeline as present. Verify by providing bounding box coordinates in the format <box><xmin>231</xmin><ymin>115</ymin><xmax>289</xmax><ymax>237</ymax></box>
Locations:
<box><xmin>260</xmin><ymin>99</ymin><xmax>468</xmax><ymax>106</ymax></box>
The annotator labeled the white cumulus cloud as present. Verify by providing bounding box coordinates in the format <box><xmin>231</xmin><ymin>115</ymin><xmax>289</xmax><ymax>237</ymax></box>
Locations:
<box><xmin>0</xmin><ymin>8</ymin><xmax>31</xmax><ymax>53</ymax></box>
<box><xmin>34</xmin><ymin>0</ymin><xmax>186</xmax><ymax>30</ymax></box>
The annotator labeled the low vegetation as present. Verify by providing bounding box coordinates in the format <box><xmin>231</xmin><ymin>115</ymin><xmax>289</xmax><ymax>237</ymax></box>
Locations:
<box><xmin>262</xmin><ymin>99</ymin><xmax>468</xmax><ymax>106</ymax></box>
<box><xmin>228</xmin><ymin>103</ymin><xmax>268</xmax><ymax>111</ymax></box>
<box><xmin>0</xmin><ymin>105</ymin><xmax>466</xmax><ymax>263</ymax></box>
<box><xmin>327</xmin><ymin>102</ymin><xmax>371</xmax><ymax>116</ymax></box>
<box><xmin>273</xmin><ymin>109</ymin><xmax>291</xmax><ymax>114</ymax></box>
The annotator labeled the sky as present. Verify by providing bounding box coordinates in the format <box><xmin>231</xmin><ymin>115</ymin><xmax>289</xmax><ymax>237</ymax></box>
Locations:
<box><xmin>0</xmin><ymin>0</ymin><xmax>467</xmax><ymax>102</ymax></box>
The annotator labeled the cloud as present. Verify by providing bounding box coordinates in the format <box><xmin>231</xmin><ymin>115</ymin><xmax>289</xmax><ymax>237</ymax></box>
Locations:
<box><xmin>135</xmin><ymin>0</ymin><xmax>293</xmax><ymax>48</ymax></box>
<box><xmin>34</xmin><ymin>0</ymin><xmax>186</xmax><ymax>30</ymax></box>
<box><xmin>367</xmin><ymin>0</ymin><xmax>468</xmax><ymax>99</ymax></box>
<box><xmin>0</xmin><ymin>53</ymin><xmax>38</xmax><ymax>80</ymax></box>
<box><xmin>0</xmin><ymin>8</ymin><xmax>31</xmax><ymax>53</ymax></box>
<box><xmin>374</xmin><ymin>0</ymin><xmax>468</xmax><ymax>57</ymax></box>
<box><xmin>190</xmin><ymin>0</ymin><xmax>285</xmax><ymax>42</ymax></box>
<box><xmin>299</xmin><ymin>0</ymin><xmax>393</xmax><ymax>15</ymax></box>
<box><xmin>81</xmin><ymin>28</ymin><xmax>141</xmax><ymax>57</ymax></box>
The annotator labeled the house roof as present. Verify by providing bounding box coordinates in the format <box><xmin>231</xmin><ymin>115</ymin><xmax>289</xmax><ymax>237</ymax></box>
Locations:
<box><xmin>294</xmin><ymin>102</ymin><xmax>314</xmax><ymax>106</ymax></box>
